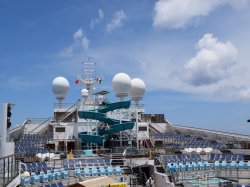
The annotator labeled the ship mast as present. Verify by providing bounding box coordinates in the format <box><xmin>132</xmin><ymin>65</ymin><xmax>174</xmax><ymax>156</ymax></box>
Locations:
<box><xmin>76</xmin><ymin>57</ymin><xmax>102</xmax><ymax>100</ymax></box>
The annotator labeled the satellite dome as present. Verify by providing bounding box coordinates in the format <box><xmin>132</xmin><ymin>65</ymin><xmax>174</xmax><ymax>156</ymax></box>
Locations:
<box><xmin>52</xmin><ymin>76</ymin><xmax>70</xmax><ymax>102</ymax></box>
<box><xmin>112</xmin><ymin>73</ymin><xmax>131</xmax><ymax>100</ymax></box>
<box><xmin>130</xmin><ymin>78</ymin><xmax>146</xmax><ymax>101</ymax></box>
<box><xmin>81</xmin><ymin>89</ymin><xmax>88</xmax><ymax>97</ymax></box>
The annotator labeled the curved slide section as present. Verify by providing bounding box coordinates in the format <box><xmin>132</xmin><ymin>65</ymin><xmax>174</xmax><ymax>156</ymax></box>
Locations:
<box><xmin>97</xmin><ymin>100</ymin><xmax>131</xmax><ymax>113</ymax></box>
<box><xmin>98</xmin><ymin>121</ymin><xmax>134</xmax><ymax>136</ymax></box>
<box><xmin>78</xmin><ymin>133</ymin><xmax>105</xmax><ymax>144</ymax></box>
<box><xmin>78</xmin><ymin>100</ymin><xmax>134</xmax><ymax>144</ymax></box>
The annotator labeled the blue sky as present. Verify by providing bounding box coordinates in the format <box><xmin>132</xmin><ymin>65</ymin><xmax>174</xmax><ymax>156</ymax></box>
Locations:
<box><xmin>1</xmin><ymin>0</ymin><xmax>250</xmax><ymax>135</ymax></box>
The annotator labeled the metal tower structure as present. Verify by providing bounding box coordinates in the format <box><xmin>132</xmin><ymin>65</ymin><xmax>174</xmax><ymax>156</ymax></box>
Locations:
<box><xmin>76</xmin><ymin>57</ymin><xmax>102</xmax><ymax>92</ymax></box>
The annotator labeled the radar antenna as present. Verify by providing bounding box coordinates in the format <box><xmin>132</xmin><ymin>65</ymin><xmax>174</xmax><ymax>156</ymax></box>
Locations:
<box><xmin>75</xmin><ymin>57</ymin><xmax>102</xmax><ymax>92</ymax></box>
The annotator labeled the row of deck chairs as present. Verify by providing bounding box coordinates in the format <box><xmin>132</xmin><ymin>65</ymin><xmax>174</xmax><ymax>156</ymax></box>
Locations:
<box><xmin>21</xmin><ymin>162</ymin><xmax>51</xmax><ymax>173</ymax></box>
<box><xmin>20</xmin><ymin>166</ymin><xmax>122</xmax><ymax>186</ymax></box>
<box><xmin>236</xmin><ymin>184</ymin><xmax>250</xmax><ymax>187</ymax></box>
<box><xmin>74</xmin><ymin>165</ymin><xmax>122</xmax><ymax>177</ymax></box>
<box><xmin>167</xmin><ymin>143</ymin><xmax>224</xmax><ymax>149</ymax></box>
<box><xmin>16</xmin><ymin>141</ymin><xmax>45</xmax><ymax>147</ymax></box>
<box><xmin>154</xmin><ymin>132</ymin><xmax>225</xmax><ymax>149</ymax></box>
<box><xmin>209</xmin><ymin>154</ymin><xmax>244</xmax><ymax>162</ymax></box>
<box><xmin>183</xmin><ymin>143</ymin><xmax>224</xmax><ymax>149</ymax></box>
<box><xmin>21</xmin><ymin>134</ymin><xmax>53</xmax><ymax>141</ymax></box>
<box><xmin>166</xmin><ymin>160</ymin><xmax>250</xmax><ymax>172</ymax></box>
<box><xmin>38</xmin><ymin>183</ymin><xmax>64</xmax><ymax>187</ymax></box>
<box><xmin>168</xmin><ymin>143</ymin><xmax>224</xmax><ymax>149</ymax></box>
<box><xmin>16</xmin><ymin>134</ymin><xmax>53</xmax><ymax>156</ymax></box>
<box><xmin>154</xmin><ymin>132</ymin><xmax>190</xmax><ymax>141</ymax></box>
<box><xmin>62</xmin><ymin>158</ymin><xmax>110</xmax><ymax>170</ymax></box>
<box><xmin>161</xmin><ymin>154</ymin><xmax>202</xmax><ymax>164</ymax></box>
<box><xmin>16</xmin><ymin>147</ymin><xmax>49</xmax><ymax>154</ymax></box>
<box><xmin>17</xmin><ymin>134</ymin><xmax>52</xmax><ymax>147</ymax></box>
<box><xmin>214</xmin><ymin>160</ymin><xmax>250</xmax><ymax>170</ymax></box>
<box><xmin>166</xmin><ymin>161</ymin><xmax>211</xmax><ymax>172</ymax></box>
<box><xmin>20</xmin><ymin>169</ymin><xmax>67</xmax><ymax>186</ymax></box>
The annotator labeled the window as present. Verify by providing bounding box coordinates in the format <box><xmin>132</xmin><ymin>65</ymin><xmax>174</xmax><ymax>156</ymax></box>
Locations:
<box><xmin>55</xmin><ymin>127</ymin><xmax>65</xmax><ymax>132</ymax></box>
<box><xmin>138</xmin><ymin>126</ymin><xmax>147</xmax><ymax>132</ymax></box>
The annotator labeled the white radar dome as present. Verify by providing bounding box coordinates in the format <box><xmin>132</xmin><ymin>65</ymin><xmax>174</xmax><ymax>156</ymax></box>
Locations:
<box><xmin>52</xmin><ymin>76</ymin><xmax>70</xmax><ymax>102</ymax></box>
<box><xmin>81</xmin><ymin>89</ymin><xmax>88</xmax><ymax>97</ymax></box>
<box><xmin>112</xmin><ymin>72</ymin><xmax>131</xmax><ymax>100</ymax></box>
<box><xmin>130</xmin><ymin>78</ymin><xmax>146</xmax><ymax>101</ymax></box>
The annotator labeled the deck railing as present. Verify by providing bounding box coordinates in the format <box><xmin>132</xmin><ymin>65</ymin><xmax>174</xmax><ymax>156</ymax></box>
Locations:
<box><xmin>0</xmin><ymin>154</ymin><xmax>19</xmax><ymax>186</ymax></box>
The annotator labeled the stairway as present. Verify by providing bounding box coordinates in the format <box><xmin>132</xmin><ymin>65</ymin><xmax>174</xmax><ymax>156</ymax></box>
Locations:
<box><xmin>132</xmin><ymin>166</ymin><xmax>147</xmax><ymax>186</ymax></box>
<box><xmin>57</xmin><ymin>102</ymin><xmax>78</xmax><ymax>123</ymax></box>
<box><xmin>130</xmin><ymin>177</ymin><xmax>138</xmax><ymax>187</ymax></box>
<box><xmin>122</xmin><ymin>165</ymin><xmax>133</xmax><ymax>175</ymax></box>
<box><xmin>24</xmin><ymin>118</ymin><xmax>51</xmax><ymax>134</ymax></box>
<box><xmin>142</xmin><ymin>139</ymin><xmax>154</xmax><ymax>148</ymax></box>
<box><xmin>156</xmin><ymin>166</ymin><xmax>165</xmax><ymax>173</ymax></box>
<box><xmin>110</xmin><ymin>153</ymin><xmax>125</xmax><ymax>165</ymax></box>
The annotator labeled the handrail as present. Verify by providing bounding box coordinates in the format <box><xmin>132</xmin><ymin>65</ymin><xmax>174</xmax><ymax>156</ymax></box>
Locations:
<box><xmin>38</xmin><ymin>123</ymin><xmax>52</xmax><ymax>135</ymax></box>
<box><xmin>149</xmin><ymin>123</ymin><xmax>166</xmax><ymax>133</ymax></box>
<box><xmin>57</xmin><ymin>100</ymin><xmax>79</xmax><ymax>122</ymax></box>
<box><xmin>123</xmin><ymin>148</ymin><xmax>127</xmax><ymax>158</ymax></box>
<box><xmin>149</xmin><ymin>123</ymin><xmax>160</xmax><ymax>133</ymax></box>
<box><xmin>9</xmin><ymin>120</ymin><xmax>29</xmax><ymax>140</ymax></box>
<box><xmin>29</xmin><ymin>118</ymin><xmax>51</xmax><ymax>134</ymax></box>
<box><xmin>9</xmin><ymin>119</ymin><xmax>28</xmax><ymax>133</ymax></box>
<box><xmin>174</xmin><ymin>124</ymin><xmax>250</xmax><ymax>140</ymax></box>
<box><xmin>132</xmin><ymin>164</ymin><xmax>147</xmax><ymax>186</ymax></box>
<box><xmin>0</xmin><ymin>153</ymin><xmax>15</xmax><ymax>160</ymax></box>
<box><xmin>0</xmin><ymin>154</ymin><xmax>19</xmax><ymax>186</ymax></box>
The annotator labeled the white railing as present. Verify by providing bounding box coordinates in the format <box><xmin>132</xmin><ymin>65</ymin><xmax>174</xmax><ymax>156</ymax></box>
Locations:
<box><xmin>54</xmin><ymin>103</ymin><xmax>76</xmax><ymax>110</ymax></box>
<box><xmin>57</xmin><ymin>104</ymin><xmax>78</xmax><ymax>123</ymax></box>
<box><xmin>174</xmin><ymin>124</ymin><xmax>250</xmax><ymax>141</ymax></box>
<box><xmin>9</xmin><ymin>119</ymin><xmax>27</xmax><ymax>133</ymax></box>
<box><xmin>27</xmin><ymin>118</ymin><xmax>52</xmax><ymax>134</ymax></box>
<box><xmin>9</xmin><ymin>119</ymin><xmax>28</xmax><ymax>139</ymax></box>
<box><xmin>150</xmin><ymin>123</ymin><xmax>166</xmax><ymax>132</ymax></box>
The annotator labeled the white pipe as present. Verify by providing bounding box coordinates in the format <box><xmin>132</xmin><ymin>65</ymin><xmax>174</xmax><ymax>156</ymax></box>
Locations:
<box><xmin>120</xmin><ymin>109</ymin><xmax>122</xmax><ymax>147</ymax></box>
<box><xmin>135</xmin><ymin>101</ymin><xmax>139</xmax><ymax>149</ymax></box>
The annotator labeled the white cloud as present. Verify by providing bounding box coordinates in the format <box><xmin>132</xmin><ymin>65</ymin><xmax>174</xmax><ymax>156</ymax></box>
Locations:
<box><xmin>99</xmin><ymin>9</ymin><xmax>104</xmax><ymax>19</ymax></box>
<box><xmin>73</xmin><ymin>28</ymin><xmax>83</xmax><ymax>40</ymax></box>
<box><xmin>239</xmin><ymin>88</ymin><xmax>250</xmax><ymax>100</ymax></box>
<box><xmin>59</xmin><ymin>46</ymin><xmax>74</xmax><ymax>57</ymax></box>
<box><xmin>90</xmin><ymin>9</ymin><xmax>104</xmax><ymax>29</ymax></box>
<box><xmin>81</xmin><ymin>36</ymin><xmax>90</xmax><ymax>50</ymax></box>
<box><xmin>106</xmin><ymin>10</ymin><xmax>127</xmax><ymax>33</ymax></box>
<box><xmin>184</xmin><ymin>33</ymin><xmax>238</xmax><ymax>86</ymax></box>
<box><xmin>153</xmin><ymin>0</ymin><xmax>248</xmax><ymax>29</ymax></box>
<box><xmin>59</xmin><ymin>27</ymin><xmax>89</xmax><ymax>57</ymax></box>
<box><xmin>1</xmin><ymin>76</ymin><xmax>42</xmax><ymax>91</ymax></box>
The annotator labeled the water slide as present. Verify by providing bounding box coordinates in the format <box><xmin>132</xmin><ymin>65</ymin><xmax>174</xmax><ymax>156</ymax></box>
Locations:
<box><xmin>78</xmin><ymin>100</ymin><xmax>135</xmax><ymax>144</ymax></box>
